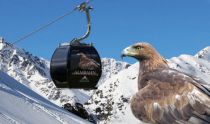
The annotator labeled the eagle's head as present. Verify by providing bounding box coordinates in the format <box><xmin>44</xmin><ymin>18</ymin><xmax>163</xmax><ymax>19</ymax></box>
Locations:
<box><xmin>121</xmin><ymin>42</ymin><xmax>159</xmax><ymax>61</ymax></box>
<box><xmin>121</xmin><ymin>42</ymin><xmax>168</xmax><ymax>71</ymax></box>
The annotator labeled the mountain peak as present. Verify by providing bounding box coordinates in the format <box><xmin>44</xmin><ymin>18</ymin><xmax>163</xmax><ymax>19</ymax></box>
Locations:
<box><xmin>0</xmin><ymin>37</ymin><xmax>4</xmax><ymax>43</ymax></box>
<box><xmin>195</xmin><ymin>46</ymin><xmax>210</xmax><ymax>61</ymax></box>
<box><xmin>0</xmin><ymin>37</ymin><xmax>6</xmax><ymax>50</ymax></box>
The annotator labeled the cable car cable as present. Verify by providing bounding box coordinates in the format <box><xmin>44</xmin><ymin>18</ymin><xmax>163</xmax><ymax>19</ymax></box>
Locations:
<box><xmin>12</xmin><ymin>8</ymin><xmax>77</xmax><ymax>45</ymax></box>
<box><xmin>12</xmin><ymin>0</ymin><xmax>92</xmax><ymax>45</ymax></box>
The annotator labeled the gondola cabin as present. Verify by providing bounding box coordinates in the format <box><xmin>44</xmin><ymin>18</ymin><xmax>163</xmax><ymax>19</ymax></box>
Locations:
<box><xmin>50</xmin><ymin>42</ymin><xmax>102</xmax><ymax>89</ymax></box>
<box><xmin>50</xmin><ymin>2</ymin><xmax>102</xmax><ymax>89</ymax></box>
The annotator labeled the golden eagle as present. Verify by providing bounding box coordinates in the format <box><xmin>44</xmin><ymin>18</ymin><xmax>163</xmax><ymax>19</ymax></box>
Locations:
<box><xmin>121</xmin><ymin>42</ymin><xmax>210</xmax><ymax>124</ymax></box>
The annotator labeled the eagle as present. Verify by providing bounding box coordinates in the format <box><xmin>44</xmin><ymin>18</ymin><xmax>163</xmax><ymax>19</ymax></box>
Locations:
<box><xmin>121</xmin><ymin>42</ymin><xmax>210</xmax><ymax>124</ymax></box>
<box><xmin>77</xmin><ymin>52</ymin><xmax>100</xmax><ymax>70</ymax></box>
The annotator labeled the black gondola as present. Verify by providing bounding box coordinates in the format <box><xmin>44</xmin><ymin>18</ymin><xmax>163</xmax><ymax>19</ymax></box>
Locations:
<box><xmin>50</xmin><ymin>2</ymin><xmax>102</xmax><ymax>89</ymax></box>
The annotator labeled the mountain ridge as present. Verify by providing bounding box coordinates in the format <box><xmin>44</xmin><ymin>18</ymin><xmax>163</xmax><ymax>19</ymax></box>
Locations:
<box><xmin>0</xmin><ymin>39</ymin><xmax>130</xmax><ymax>107</ymax></box>
<box><xmin>1</xmin><ymin>38</ymin><xmax>210</xmax><ymax>124</ymax></box>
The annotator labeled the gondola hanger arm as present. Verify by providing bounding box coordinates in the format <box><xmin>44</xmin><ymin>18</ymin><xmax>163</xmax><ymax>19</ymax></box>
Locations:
<box><xmin>71</xmin><ymin>2</ymin><xmax>93</xmax><ymax>44</ymax></box>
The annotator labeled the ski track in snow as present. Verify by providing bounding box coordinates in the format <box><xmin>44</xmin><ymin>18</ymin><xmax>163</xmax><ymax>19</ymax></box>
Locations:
<box><xmin>0</xmin><ymin>112</ymin><xmax>20</xmax><ymax>124</ymax></box>
<box><xmin>0</xmin><ymin>71</ymin><xmax>91</xmax><ymax>124</ymax></box>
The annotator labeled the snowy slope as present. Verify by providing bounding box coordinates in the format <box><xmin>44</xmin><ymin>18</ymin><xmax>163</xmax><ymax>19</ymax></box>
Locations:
<box><xmin>0</xmin><ymin>71</ymin><xmax>91</xmax><ymax>124</ymax></box>
<box><xmin>98</xmin><ymin>58</ymin><xmax>130</xmax><ymax>86</ymax></box>
<box><xmin>85</xmin><ymin>47</ymin><xmax>210</xmax><ymax>124</ymax></box>
<box><xmin>169</xmin><ymin>54</ymin><xmax>210</xmax><ymax>82</ymax></box>
<box><xmin>0</xmin><ymin>39</ymin><xmax>129</xmax><ymax>106</ymax></box>
<box><xmin>85</xmin><ymin>63</ymin><xmax>139</xmax><ymax>124</ymax></box>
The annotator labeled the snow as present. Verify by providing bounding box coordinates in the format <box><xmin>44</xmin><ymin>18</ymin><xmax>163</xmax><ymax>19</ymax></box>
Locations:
<box><xmin>195</xmin><ymin>46</ymin><xmax>210</xmax><ymax>61</ymax></box>
<box><xmin>0</xmin><ymin>71</ymin><xmax>91</xmax><ymax>124</ymax></box>
<box><xmin>0</xmin><ymin>41</ymin><xmax>129</xmax><ymax>107</ymax></box>
<box><xmin>0</xmin><ymin>43</ymin><xmax>3</xmax><ymax>50</ymax></box>
<box><xmin>85</xmin><ymin>63</ymin><xmax>140</xmax><ymax>124</ymax></box>
<box><xmin>1</xmin><ymin>38</ymin><xmax>210</xmax><ymax>124</ymax></box>
<box><xmin>168</xmin><ymin>54</ymin><xmax>210</xmax><ymax>82</ymax></box>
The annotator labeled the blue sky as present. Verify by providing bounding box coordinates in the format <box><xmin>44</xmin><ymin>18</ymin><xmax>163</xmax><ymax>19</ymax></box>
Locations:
<box><xmin>0</xmin><ymin>0</ymin><xmax>210</xmax><ymax>64</ymax></box>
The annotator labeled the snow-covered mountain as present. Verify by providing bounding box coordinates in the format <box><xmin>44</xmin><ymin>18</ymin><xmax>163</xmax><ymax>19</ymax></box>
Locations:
<box><xmin>85</xmin><ymin>63</ymin><xmax>139</xmax><ymax>124</ymax></box>
<box><xmin>195</xmin><ymin>46</ymin><xmax>210</xmax><ymax>61</ymax></box>
<box><xmin>0</xmin><ymin>38</ymin><xmax>129</xmax><ymax>106</ymax></box>
<box><xmin>1</xmin><ymin>37</ymin><xmax>210</xmax><ymax>124</ymax></box>
<box><xmin>0</xmin><ymin>70</ymin><xmax>91</xmax><ymax>124</ymax></box>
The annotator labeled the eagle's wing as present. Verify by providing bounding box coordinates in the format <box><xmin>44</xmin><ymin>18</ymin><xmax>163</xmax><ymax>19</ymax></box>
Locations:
<box><xmin>151</xmin><ymin>68</ymin><xmax>210</xmax><ymax>97</ymax></box>
<box><xmin>134</xmin><ymin>68</ymin><xmax>210</xmax><ymax>124</ymax></box>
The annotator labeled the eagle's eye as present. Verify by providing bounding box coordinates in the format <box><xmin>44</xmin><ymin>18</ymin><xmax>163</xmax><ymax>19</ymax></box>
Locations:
<box><xmin>136</xmin><ymin>46</ymin><xmax>143</xmax><ymax>50</ymax></box>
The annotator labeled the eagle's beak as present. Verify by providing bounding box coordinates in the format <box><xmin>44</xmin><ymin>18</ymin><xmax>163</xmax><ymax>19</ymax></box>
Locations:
<box><xmin>121</xmin><ymin>46</ymin><xmax>136</xmax><ymax>59</ymax></box>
